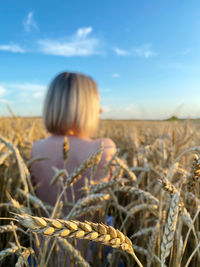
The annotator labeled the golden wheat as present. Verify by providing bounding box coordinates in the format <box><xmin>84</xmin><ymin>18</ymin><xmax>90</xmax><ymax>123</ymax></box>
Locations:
<box><xmin>14</xmin><ymin>213</ymin><xmax>143</xmax><ymax>266</ymax></box>
<box><xmin>1</xmin><ymin>118</ymin><xmax>200</xmax><ymax>266</ymax></box>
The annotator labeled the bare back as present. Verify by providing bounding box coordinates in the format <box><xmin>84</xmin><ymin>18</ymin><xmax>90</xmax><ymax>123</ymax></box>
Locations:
<box><xmin>31</xmin><ymin>135</ymin><xmax>116</xmax><ymax>214</ymax></box>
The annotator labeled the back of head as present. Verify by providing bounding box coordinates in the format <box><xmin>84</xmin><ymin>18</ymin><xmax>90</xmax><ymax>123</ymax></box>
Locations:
<box><xmin>43</xmin><ymin>72</ymin><xmax>100</xmax><ymax>137</ymax></box>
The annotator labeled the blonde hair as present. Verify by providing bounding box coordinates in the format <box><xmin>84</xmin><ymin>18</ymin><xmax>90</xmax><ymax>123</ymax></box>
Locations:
<box><xmin>43</xmin><ymin>72</ymin><xmax>100</xmax><ymax>137</ymax></box>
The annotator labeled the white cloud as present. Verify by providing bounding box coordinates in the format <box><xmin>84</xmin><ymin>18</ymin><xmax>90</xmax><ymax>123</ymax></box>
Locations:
<box><xmin>112</xmin><ymin>73</ymin><xmax>120</xmax><ymax>78</ymax></box>
<box><xmin>37</xmin><ymin>27</ymin><xmax>101</xmax><ymax>57</ymax></box>
<box><xmin>101</xmin><ymin>104</ymin><xmax>145</xmax><ymax>119</ymax></box>
<box><xmin>32</xmin><ymin>91</ymin><xmax>45</xmax><ymax>99</ymax></box>
<box><xmin>114</xmin><ymin>48</ymin><xmax>129</xmax><ymax>56</ymax></box>
<box><xmin>0</xmin><ymin>86</ymin><xmax>7</xmax><ymax>97</ymax></box>
<box><xmin>0</xmin><ymin>27</ymin><xmax>100</xmax><ymax>57</ymax></box>
<box><xmin>0</xmin><ymin>99</ymin><xmax>9</xmax><ymax>103</ymax></box>
<box><xmin>114</xmin><ymin>44</ymin><xmax>157</xmax><ymax>59</ymax></box>
<box><xmin>133</xmin><ymin>44</ymin><xmax>157</xmax><ymax>58</ymax></box>
<box><xmin>0</xmin><ymin>44</ymin><xmax>25</xmax><ymax>53</ymax></box>
<box><xmin>0</xmin><ymin>86</ymin><xmax>9</xmax><ymax>104</ymax></box>
<box><xmin>24</xmin><ymin>11</ymin><xmax>39</xmax><ymax>32</ymax></box>
<box><xmin>1</xmin><ymin>82</ymin><xmax>46</xmax><ymax>103</ymax></box>
<box><xmin>77</xmin><ymin>27</ymin><xmax>92</xmax><ymax>38</ymax></box>
<box><xmin>101</xmin><ymin>105</ymin><xmax>112</xmax><ymax>112</ymax></box>
<box><xmin>5</xmin><ymin>82</ymin><xmax>46</xmax><ymax>91</ymax></box>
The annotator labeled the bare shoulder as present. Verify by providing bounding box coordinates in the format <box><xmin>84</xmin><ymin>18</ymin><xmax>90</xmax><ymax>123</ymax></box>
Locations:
<box><xmin>101</xmin><ymin>137</ymin><xmax>116</xmax><ymax>149</ymax></box>
<box><xmin>96</xmin><ymin>137</ymin><xmax>116</xmax><ymax>161</ymax></box>
<box><xmin>31</xmin><ymin>139</ymin><xmax>45</xmax><ymax>157</ymax></box>
<box><xmin>91</xmin><ymin>138</ymin><xmax>116</xmax><ymax>182</ymax></box>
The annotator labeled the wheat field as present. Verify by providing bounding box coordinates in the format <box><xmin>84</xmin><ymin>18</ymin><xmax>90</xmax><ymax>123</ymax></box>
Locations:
<box><xmin>1</xmin><ymin>116</ymin><xmax>200</xmax><ymax>267</ymax></box>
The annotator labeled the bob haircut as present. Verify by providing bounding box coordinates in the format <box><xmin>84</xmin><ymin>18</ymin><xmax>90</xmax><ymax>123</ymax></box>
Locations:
<box><xmin>43</xmin><ymin>72</ymin><xmax>100</xmax><ymax>137</ymax></box>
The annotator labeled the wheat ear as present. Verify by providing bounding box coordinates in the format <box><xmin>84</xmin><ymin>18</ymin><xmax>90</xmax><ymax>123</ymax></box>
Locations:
<box><xmin>130</xmin><ymin>227</ymin><xmax>154</xmax><ymax>239</ymax></box>
<box><xmin>0</xmin><ymin>135</ymin><xmax>31</xmax><ymax>194</ymax></box>
<box><xmin>89</xmin><ymin>178</ymin><xmax>128</xmax><ymax>194</ymax></box>
<box><xmin>50</xmin><ymin>167</ymin><xmax>67</xmax><ymax>185</ymax></box>
<box><xmin>161</xmin><ymin>192</ymin><xmax>180</xmax><ymax>267</ymax></box>
<box><xmin>0</xmin><ymin>224</ymin><xmax>18</xmax><ymax>233</ymax></box>
<box><xmin>26</xmin><ymin>156</ymin><xmax>48</xmax><ymax>168</ymax></box>
<box><xmin>63</xmin><ymin>136</ymin><xmax>69</xmax><ymax>162</ymax></box>
<box><xmin>158</xmin><ymin>176</ymin><xmax>178</xmax><ymax>196</ymax></box>
<box><xmin>65</xmin><ymin>144</ymin><xmax>104</xmax><ymax>188</ymax></box>
<box><xmin>66</xmin><ymin>193</ymin><xmax>110</xmax><ymax>220</ymax></box>
<box><xmin>90</xmin><ymin>143</ymin><xmax>104</xmax><ymax>178</ymax></box>
<box><xmin>14</xmin><ymin>213</ymin><xmax>143</xmax><ymax>267</ymax></box>
<box><xmin>115</xmin><ymin>157</ymin><xmax>137</xmax><ymax>181</ymax></box>
<box><xmin>103</xmin><ymin>150</ymin><xmax>118</xmax><ymax>176</ymax></box>
<box><xmin>17</xmin><ymin>188</ymin><xmax>49</xmax><ymax>216</ymax></box>
<box><xmin>0</xmin><ymin>150</ymin><xmax>12</xmax><ymax>165</ymax></box>
<box><xmin>0</xmin><ymin>244</ymin><xmax>19</xmax><ymax>261</ymax></box>
<box><xmin>147</xmin><ymin>220</ymin><xmax>160</xmax><ymax>267</ymax></box>
<box><xmin>115</xmin><ymin>186</ymin><xmax>159</xmax><ymax>205</ymax></box>
<box><xmin>65</xmin><ymin>204</ymin><xmax>106</xmax><ymax>220</ymax></box>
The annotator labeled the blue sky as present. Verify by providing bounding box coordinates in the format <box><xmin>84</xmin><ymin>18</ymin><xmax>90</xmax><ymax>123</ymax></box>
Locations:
<box><xmin>0</xmin><ymin>0</ymin><xmax>200</xmax><ymax>119</ymax></box>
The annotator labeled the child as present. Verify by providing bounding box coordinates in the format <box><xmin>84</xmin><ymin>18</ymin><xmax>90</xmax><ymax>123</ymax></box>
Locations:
<box><xmin>31</xmin><ymin>72</ymin><xmax>116</xmax><ymax>213</ymax></box>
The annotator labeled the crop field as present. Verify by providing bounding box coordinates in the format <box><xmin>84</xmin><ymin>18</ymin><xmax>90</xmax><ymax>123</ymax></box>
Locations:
<box><xmin>1</xmin><ymin>117</ymin><xmax>200</xmax><ymax>267</ymax></box>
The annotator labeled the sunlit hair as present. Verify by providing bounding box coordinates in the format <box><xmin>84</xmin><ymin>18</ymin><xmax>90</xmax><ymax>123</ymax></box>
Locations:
<box><xmin>43</xmin><ymin>72</ymin><xmax>100</xmax><ymax>137</ymax></box>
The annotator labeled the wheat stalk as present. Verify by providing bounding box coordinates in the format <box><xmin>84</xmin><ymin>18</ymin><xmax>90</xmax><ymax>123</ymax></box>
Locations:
<box><xmin>64</xmin><ymin>144</ymin><xmax>104</xmax><ymax>188</ymax></box>
<box><xmin>103</xmin><ymin>150</ymin><xmax>118</xmax><ymax>176</ymax></box>
<box><xmin>15</xmin><ymin>247</ymin><xmax>34</xmax><ymax>267</ymax></box>
<box><xmin>89</xmin><ymin>178</ymin><xmax>128</xmax><ymax>194</ymax></box>
<box><xmin>130</xmin><ymin>226</ymin><xmax>154</xmax><ymax>239</ymax></box>
<box><xmin>66</xmin><ymin>193</ymin><xmax>110</xmax><ymax>220</ymax></box>
<box><xmin>5</xmin><ymin>195</ymin><xmax>29</xmax><ymax>214</ymax></box>
<box><xmin>115</xmin><ymin>186</ymin><xmax>159</xmax><ymax>205</ymax></box>
<box><xmin>0</xmin><ymin>135</ymin><xmax>31</xmax><ymax>193</ymax></box>
<box><xmin>0</xmin><ymin>244</ymin><xmax>19</xmax><ymax>262</ymax></box>
<box><xmin>90</xmin><ymin>143</ymin><xmax>104</xmax><ymax>178</ymax></box>
<box><xmin>0</xmin><ymin>150</ymin><xmax>13</xmax><ymax>165</ymax></box>
<box><xmin>185</xmin><ymin>241</ymin><xmax>200</xmax><ymax>267</ymax></box>
<box><xmin>133</xmin><ymin>244</ymin><xmax>161</xmax><ymax>265</ymax></box>
<box><xmin>161</xmin><ymin>192</ymin><xmax>180</xmax><ymax>266</ymax></box>
<box><xmin>58</xmin><ymin>238</ymin><xmax>90</xmax><ymax>267</ymax></box>
<box><xmin>158</xmin><ymin>176</ymin><xmax>178</xmax><ymax>196</ymax></box>
<box><xmin>115</xmin><ymin>157</ymin><xmax>137</xmax><ymax>181</ymax></box>
<box><xmin>26</xmin><ymin>156</ymin><xmax>48</xmax><ymax>168</ymax></box>
<box><xmin>64</xmin><ymin>203</ymin><xmax>107</xmax><ymax>220</ymax></box>
<box><xmin>50</xmin><ymin>167</ymin><xmax>67</xmax><ymax>185</ymax></box>
<box><xmin>180</xmin><ymin>207</ymin><xmax>200</xmax><ymax>263</ymax></box>
<box><xmin>0</xmin><ymin>224</ymin><xmax>18</xmax><ymax>234</ymax></box>
<box><xmin>63</xmin><ymin>136</ymin><xmax>69</xmax><ymax>162</ymax></box>
<box><xmin>147</xmin><ymin>220</ymin><xmax>160</xmax><ymax>267</ymax></box>
<box><xmin>14</xmin><ymin>213</ymin><xmax>143</xmax><ymax>266</ymax></box>
<box><xmin>120</xmin><ymin>203</ymin><xmax>158</xmax><ymax>231</ymax></box>
<box><xmin>17</xmin><ymin>188</ymin><xmax>49</xmax><ymax>216</ymax></box>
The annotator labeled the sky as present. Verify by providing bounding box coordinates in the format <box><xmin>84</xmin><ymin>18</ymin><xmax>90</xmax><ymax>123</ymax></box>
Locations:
<box><xmin>0</xmin><ymin>0</ymin><xmax>200</xmax><ymax>119</ymax></box>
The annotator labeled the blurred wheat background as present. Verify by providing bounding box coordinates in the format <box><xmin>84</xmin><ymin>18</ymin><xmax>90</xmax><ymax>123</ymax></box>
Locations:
<box><xmin>1</xmin><ymin>116</ymin><xmax>200</xmax><ymax>266</ymax></box>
